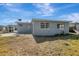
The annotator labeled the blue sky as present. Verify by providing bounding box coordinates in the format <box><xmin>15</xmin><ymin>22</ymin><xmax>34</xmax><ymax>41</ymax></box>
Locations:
<box><xmin>0</xmin><ymin>3</ymin><xmax>79</xmax><ymax>25</ymax></box>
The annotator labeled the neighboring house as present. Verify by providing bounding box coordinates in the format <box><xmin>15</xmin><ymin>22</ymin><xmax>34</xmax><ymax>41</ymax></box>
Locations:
<box><xmin>0</xmin><ymin>25</ymin><xmax>17</xmax><ymax>33</ymax></box>
<box><xmin>69</xmin><ymin>22</ymin><xmax>79</xmax><ymax>32</ymax></box>
<box><xmin>4</xmin><ymin>25</ymin><xmax>17</xmax><ymax>33</ymax></box>
<box><xmin>69</xmin><ymin>23</ymin><xmax>76</xmax><ymax>32</ymax></box>
<box><xmin>0</xmin><ymin>25</ymin><xmax>5</xmax><ymax>33</ymax></box>
<box><xmin>32</xmin><ymin>19</ymin><xmax>70</xmax><ymax>36</ymax></box>
<box><xmin>75</xmin><ymin>23</ymin><xmax>79</xmax><ymax>31</ymax></box>
<box><xmin>69</xmin><ymin>23</ymin><xmax>76</xmax><ymax>28</ymax></box>
<box><xmin>17</xmin><ymin>21</ymin><xmax>32</xmax><ymax>34</ymax></box>
<box><xmin>0</xmin><ymin>25</ymin><xmax>4</xmax><ymax>31</ymax></box>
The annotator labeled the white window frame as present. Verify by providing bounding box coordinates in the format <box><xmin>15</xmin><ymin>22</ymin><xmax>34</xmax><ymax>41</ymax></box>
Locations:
<box><xmin>40</xmin><ymin>22</ymin><xmax>49</xmax><ymax>29</ymax></box>
<box><xmin>57</xmin><ymin>24</ymin><xmax>64</xmax><ymax>30</ymax></box>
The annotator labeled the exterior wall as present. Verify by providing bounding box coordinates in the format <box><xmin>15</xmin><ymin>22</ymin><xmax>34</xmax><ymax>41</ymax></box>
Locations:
<box><xmin>69</xmin><ymin>23</ymin><xmax>75</xmax><ymax>27</ymax></box>
<box><xmin>76</xmin><ymin>23</ymin><xmax>79</xmax><ymax>31</ymax></box>
<box><xmin>32</xmin><ymin>21</ymin><xmax>69</xmax><ymax>36</ymax></box>
<box><xmin>2</xmin><ymin>25</ymin><xmax>17</xmax><ymax>33</ymax></box>
<box><xmin>17</xmin><ymin>23</ymin><xmax>32</xmax><ymax>34</ymax></box>
<box><xmin>64</xmin><ymin>22</ymin><xmax>69</xmax><ymax>33</ymax></box>
<box><xmin>6</xmin><ymin>26</ymin><xmax>14</xmax><ymax>32</ymax></box>
<box><xmin>0</xmin><ymin>26</ymin><xmax>5</xmax><ymax>34</ymax></box>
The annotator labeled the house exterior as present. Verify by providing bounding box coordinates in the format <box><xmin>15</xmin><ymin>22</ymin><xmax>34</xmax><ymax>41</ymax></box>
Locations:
<box><xmin>0</xmin><ymin>25</ymin><xmax>17</xmax><ymax>33</ymax></box>
<box><xmin>69</xmin><ymin>22</ymin><xmax>79</xmax><ymax>32</ymax></box>
<box><xmin>32</xmin><ymin>19</ymin><xmax>70</xmax><ymax>36</ymax></box>
<box><xmin>69</xmin><ymin>23</ymin><xmax>76</xmax><ymax>32</ymax></box>
<box><xmin>17</xmin><ymin>21</ymin><xmax>32</xmax><ymax>34</ymax></box>
<box><xmin>3</xmin><ymin>25</ymin><xmax>17</xmax><ymax>33</ymax></box>
<box><xmin>0</xmin><ymin>25</ymin><xmax>5</xmax><ymax>33</ymax></box>
<box><xmin>75</xmin><ymin>23</ymin><xmax>79</xmax><ymax>31</ymax></box>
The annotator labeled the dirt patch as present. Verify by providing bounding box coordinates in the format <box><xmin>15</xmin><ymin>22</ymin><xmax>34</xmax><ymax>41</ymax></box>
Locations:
<box><xmin>0</xmin><ymin>34</ymin><xmax>79</xmax><ymax>56</ymax></box>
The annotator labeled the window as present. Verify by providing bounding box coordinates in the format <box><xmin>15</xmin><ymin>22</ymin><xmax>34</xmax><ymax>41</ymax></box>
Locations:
<box><xmin>57</xmin><ymin>24</ymin><xmax>64</xmax><ymax>29</ymax></box>
<box><xmin>57</xmin><ymin>24</ymin><xmax>60</xmax><ymax>29</ymax></box>
<box><xmin>46</xmin><ymin>23</ymin><xmax>49</xmax><ymax>28</ymax></box>
<box><xmin>40</xmin><ymin>22</ymin><xmax>49</xmax><ymax>29</ymax></box>
<box><xmin>40</xmin><ymin>23</ymin><xmax>45</xmax><ymax>28</ymax></box>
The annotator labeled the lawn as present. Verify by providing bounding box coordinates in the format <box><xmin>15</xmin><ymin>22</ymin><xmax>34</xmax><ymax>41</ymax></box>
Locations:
<box><xmin>0</xmin><ymin>34</ymin><xmax>79</xmax><ymax>56</ymax></box>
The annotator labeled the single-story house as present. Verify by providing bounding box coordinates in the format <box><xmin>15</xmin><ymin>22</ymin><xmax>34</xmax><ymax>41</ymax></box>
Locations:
<box><xmin>69</xmin><ymin>22</ymin><xmax>79</xmax><ymax>32</ymax></box>
<box><xmin>17</xmin><ymin>21</ymin><xmax>32</xmax><ymax>34</ymax></box>
<box><xmin>0</xmin><ymin>25</ymin><xmax>17</xmax><ymax>33</ymax></box>
<box><xmin>69</xmin><ymin>23</ymin><xmax>76</xmax><ymax>32</ymax></box>
<box><xmin>5</xmin><ymin>25</ymin><xmax>17</xmax><ymax>33</ymax></box>
<box><xmin>0</xmin><ymin>25</ymin><xmax>5</xmax><ymax>33</ymax></box>
<box><xmin>75</xmin><ymin>23</ymin><xmax>79</xmax><ymax>31</ymax></box>
<box><xmin>32</xmin><ymin>19</ymin><xmax>70</xmax><ymax>36</ymax></box>
<box><xmin>17</xmin><ymin>18</ymin><xmax>70</xmax><ymax>36</ymax></box>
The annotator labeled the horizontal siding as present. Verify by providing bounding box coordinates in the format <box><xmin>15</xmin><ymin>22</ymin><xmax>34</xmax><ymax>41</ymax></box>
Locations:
<box><xmin>76</xmin><ymin>24</ymin><xmax>79</xmax><ymax>31</ymax></box>
<box><xmin>32</xmin><ymin>21</ymin><xmax>69</xmax><ymax>36</ymax></box>
<box><xmin>17</xmin><ymin>23</ymin><xmax>32</xmax><ymax>34</ymax></box>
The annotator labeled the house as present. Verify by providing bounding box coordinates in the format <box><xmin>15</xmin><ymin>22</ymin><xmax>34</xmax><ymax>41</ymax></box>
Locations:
<box><xmin>32</xmin><ymin>18</ymin><xmax>70</xmax><ymax>36</ymax></box>
<box><xmin>17</xmin><ymin>21</ymin><xmax>32</xmax><ymax>34</ymax></box>
<box><xmin>0</xmin><ymin>25</ymin><xmax>17</xmax><ymax>33</ymax></box>
<box><xmin>75</xmin><ymin>23</ymin><xmax>79</xmax><ymax>31</ymax></box>
<box><xmin>16</xmin><ymin>18</ymin><xmax>70</xmax><ymax>36</ymax></box>
<box><xmin>4</xmin><ymin>25</ymin><xmax>17</xmax><ymax>33</ymax></box>
<box><xmin>69</xmin><ymin>23</ymin><xmax>76</xmax><ymax>32</ymax></box>
<box><xmin>0</xmin><ymin>25</ymin><xmax>5</xmax><ymax>33</ymax></box>
<box><xmin>69</xmin><ymin>22</ymin><xmax>79</xmax><ymax>32</ymax></box>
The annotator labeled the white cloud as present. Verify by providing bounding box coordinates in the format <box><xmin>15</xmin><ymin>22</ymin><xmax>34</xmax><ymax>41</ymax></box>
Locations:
<box><xmin>0</xmin><ymin>3</ymin><xmax>34</xmax><ymax>25</ymax></box>
<box><xmin>5</xmin><ymin>3</ymin><xmax>14</xmax><ymax>6</ymax></box>
<box><xmin>0</xmin><ymin>3</ymin><xmax>21</xmax><ymax>12</ymax></box>
<box><xmin>55</xmin><ymin>4</ymin><xmax>77</xmax><ymax>11</ymax></box>
<box><xmin>33</xmin><ymin>3</ymin><xmax>54</xmax><ymax>16</ymax></box>
<box><xmin>0</xmin><ymin>3</ymin><xmax>34</xmax><ymax>15</ymax></box>
<box><xmin>0</xmin><ymin>3</ymin><xmax>15</xmax><ymax>7</ymax></box>
<box><xmin>59</xmin><ymin>13</ymin><xmax>79</xmax><ymax>23</ymax></box>
<box><xmin>7</xmin><ymin>7</ymin><xmax>21</xmax><ymax>12</ymax></box>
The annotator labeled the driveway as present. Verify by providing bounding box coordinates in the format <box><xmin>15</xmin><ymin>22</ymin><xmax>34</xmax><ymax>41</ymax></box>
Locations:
<box><xmin>0</xmin><ymin>33</ymin><xmax>16</xmax><ymax>37</ymax></box>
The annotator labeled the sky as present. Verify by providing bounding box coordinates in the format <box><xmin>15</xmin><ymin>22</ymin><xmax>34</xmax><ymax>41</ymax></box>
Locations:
<box><xmin>0</xmin><ymin>3</ymin><xmax>79</xmax><ymax>25</ymax></box>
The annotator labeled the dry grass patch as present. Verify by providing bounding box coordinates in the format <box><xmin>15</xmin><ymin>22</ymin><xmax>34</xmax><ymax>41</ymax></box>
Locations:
<box><xmin>0</xmin><ymin>34</ymin><xmax>79</xmax><ymax>55</ymax></box>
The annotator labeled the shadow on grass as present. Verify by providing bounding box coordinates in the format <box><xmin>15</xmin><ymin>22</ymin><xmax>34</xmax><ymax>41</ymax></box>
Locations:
<box><xmin>33</xmin><ymin>33</ymin><xmax>79</xmax><ymax>43</ymax></box>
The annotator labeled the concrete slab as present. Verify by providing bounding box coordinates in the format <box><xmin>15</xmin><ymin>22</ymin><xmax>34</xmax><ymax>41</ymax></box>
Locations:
<box><xmin>0</xmin><ymin>33</ymin><xmax>16</xmax><ymax>37</ymax></box>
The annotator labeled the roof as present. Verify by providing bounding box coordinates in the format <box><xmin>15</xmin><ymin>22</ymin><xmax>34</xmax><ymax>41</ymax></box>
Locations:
<box><xmin>32</xmin><ymin>18</ymin><xmax>70</xmax><ymax>23</ymax></box>
<box><xmin>16</xmin><ymin>22</ymin><xmax>32</xmax><ymax>26</ymax></box>
<box><xmin>75</xmin><ymin>22</ymin><xmax>79</xmax><ymax>24</ymax></box>
<box><xmin>16</xmin><ymin>21</ymin><xmax>31</xmax><ymax>24</ymax></box>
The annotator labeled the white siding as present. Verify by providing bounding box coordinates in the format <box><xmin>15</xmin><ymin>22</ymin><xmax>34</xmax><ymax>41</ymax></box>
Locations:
<box><xmin>32</xmin><ymin>21</ymin><xmax>69</xmax><ymax>36</ymax></box>
<box><xmin>64</xmin><ymin>22</ymin><xmax>69</xmax><ymax>33</ymax></box>
<box><xmin>17</xmin><ymin>23</ymin><xmax>32</xmax><ymax>34</ymax></box>
<box><xmin>76</xmin><ymin>23</ymin><xmax>79</xmax><ymax>31</ymax></box>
